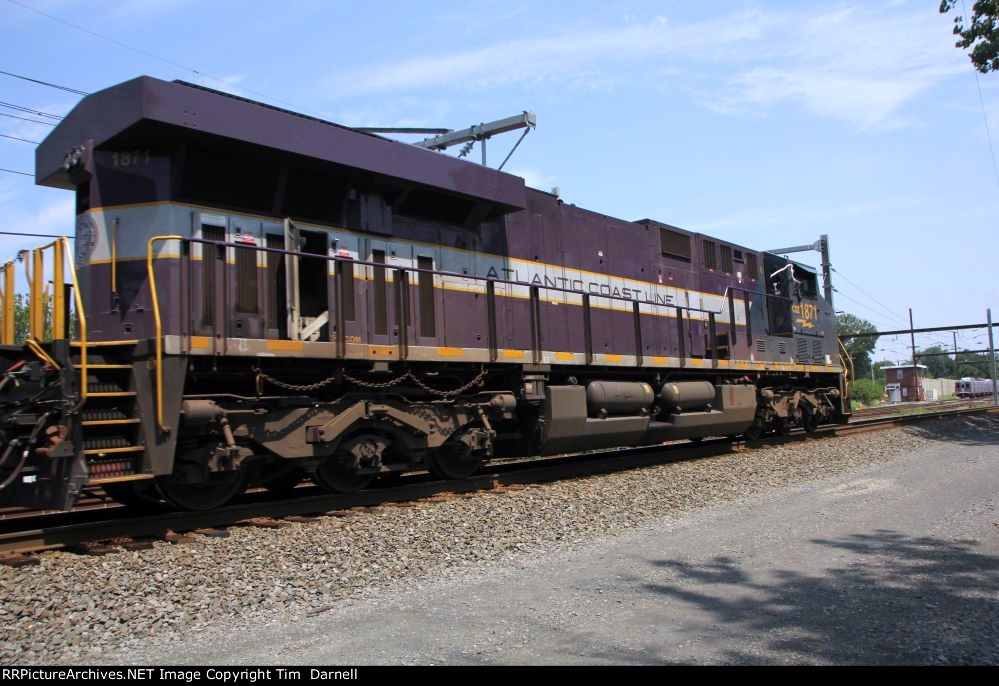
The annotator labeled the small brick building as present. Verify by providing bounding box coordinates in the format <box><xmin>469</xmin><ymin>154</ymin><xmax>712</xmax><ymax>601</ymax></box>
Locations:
<box><xmin>882</xmin><ymin>364</ymin><xmax>927</xmax><ymax>402</ymax></box>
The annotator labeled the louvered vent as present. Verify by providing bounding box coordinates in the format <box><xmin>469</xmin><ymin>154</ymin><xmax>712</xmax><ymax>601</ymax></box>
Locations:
<box><xmin>797</xmin><ymin>338</ymin><xmax>810</xmax><ymax>363</ymax></box>
<box><xmin>778</xmin><ymin>341</ymin><xmax>787</xmax><ymax>355</ymax></box>
<box><xmin>754</xmin><ymin>338</ymin><xmax>767</xmax><ymax>353</ymax></box>
<box><xmin>812</xmin><ymin>339</ymin><xmax>825</xmax><ymax>364</ymax></box>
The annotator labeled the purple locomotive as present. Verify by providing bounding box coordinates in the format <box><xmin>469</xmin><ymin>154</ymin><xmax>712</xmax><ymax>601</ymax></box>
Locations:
<box><xmin>0</xmin><ymin>77</ymin><xmax>849</xmax><ymax>511</ymax></box>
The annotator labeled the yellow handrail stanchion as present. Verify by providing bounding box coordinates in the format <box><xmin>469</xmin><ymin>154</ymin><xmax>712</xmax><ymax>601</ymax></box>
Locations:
<box><xmin>31</xmin><ymin>248</ymin><xmax>44</xmax><ymax>341</ymax></box>
<box><xmin>147</xmin><ymin>234</ymin><xmax>182</xmax><ymax>433</ymax></box>
<box><xmin>52</xmin><ymin>239</ymin><xmax>65</xmax><ymax>340</ymax></box>
<box><xmin>62</xmin><ymin>237</ymin><xmax>87</xmax><ymax>407</ymax></box>
<box><xmin>837</xmin><ymin>337</ymin><xmax>855</xmax><ymax>384</ymax></box>
<box><xmin>0</xmin><ymin>262</ymin><xmax>13</xmax><ymax>345</ymax></box>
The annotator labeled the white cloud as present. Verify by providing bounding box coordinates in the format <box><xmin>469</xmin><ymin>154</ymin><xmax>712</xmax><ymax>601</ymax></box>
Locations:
<box><xmin>325</xmin><ymin>5</ymin><xmax>969</xmax><ymax>133</ymax></box>
<box><xmin>702</xmin><ymin>7</ymin><xmax>969</xmax><ymax>131</ymax></box>
<box><xmin>325</xmin><ymin>10</ymin><xmax>780</xmax><ymax>96</ymax></box>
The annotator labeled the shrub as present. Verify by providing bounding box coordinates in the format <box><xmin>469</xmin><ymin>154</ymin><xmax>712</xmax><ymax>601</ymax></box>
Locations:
<box><xmin>851</xmin><ymin>379</ymin><xmax>884</xmax><ymax>405</ymax></box>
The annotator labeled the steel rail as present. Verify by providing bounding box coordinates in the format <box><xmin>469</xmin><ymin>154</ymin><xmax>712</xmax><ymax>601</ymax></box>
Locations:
<box><xmin>1</xmin><ymin>405</ymin><xmax>996</xmax><ymax>557</ymax></box>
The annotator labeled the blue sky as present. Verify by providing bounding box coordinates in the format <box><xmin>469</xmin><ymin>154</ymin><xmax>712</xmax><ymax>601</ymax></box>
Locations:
<box><xmin>1</xmin><ymin>0</ymin><xmax>997</xmax><ymax>364</ymax></box>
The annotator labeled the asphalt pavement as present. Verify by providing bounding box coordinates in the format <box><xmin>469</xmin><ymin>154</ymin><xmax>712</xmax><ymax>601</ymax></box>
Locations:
<box><xmin>117</xmin><ymin>427</ymin><xmax>999</xmax><ymax>665</ymax></box>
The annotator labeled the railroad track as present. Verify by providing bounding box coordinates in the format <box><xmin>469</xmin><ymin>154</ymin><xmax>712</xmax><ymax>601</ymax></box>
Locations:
<box><xmin>2</xmin><ymin>404</ymin><xmax>996</xmax><ymax>561</ymax></box>
<box><xmin>852</xmin><ymin>398</ymin><xmax>991</xmax><ymax>419</ymax></box>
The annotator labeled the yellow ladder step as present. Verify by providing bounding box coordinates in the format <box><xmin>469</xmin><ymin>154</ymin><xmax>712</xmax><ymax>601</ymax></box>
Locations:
<box><xmin>87</xmin><ymin>391</ymin><xmax>137</xmax><ymax>398</ymax></box>
<box><xmin>84</xmin><ymin>446</ymin><xmax>145</xmax><ymax>455</ymax></box>
<box><xmin>81</xmin><ymin>418</ymin><xmax>141</xmax><ymax>427</ymax></box>
<box><xmin>71</xmin><ymin>339</ymin><xmax>138</xmax><ymax>347</ymax></box>
<box><xmin>75</xmin><ymin>364</ymin><xmax>131</xmax><ymax>369</ymax></box>
<box><xmin>89</xmin><ymin>474</ymin><xmax>155</xmax><ymax>485</ymax></box>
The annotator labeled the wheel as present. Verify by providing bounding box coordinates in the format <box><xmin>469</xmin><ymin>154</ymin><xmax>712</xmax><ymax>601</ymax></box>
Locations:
<box><xmin>774</xmin><ymin>419</ymin><xmax>792</xmax><ymax>437</ymax></box>
<box><xmin>101</xmin><ymin>480</ymin><xmax>163</xmax><ymax>511</ymax></box>
<box><xmin>314</xmin><ymin>458</ymin><xmax>375</xmax><ymax>493</ymax></box>
<box><xmin>428</xmin><ymin>443</ymin><xmax>483</xmax><ymax>480</ymax></box>
<box><xmin>688</xmin><ymin>436</ymin><xmax>704</xmax><ymax>444</ymax></box>
<box><xmin>155</xmin><ymin>447</ymin><xmax>250</xmax><ymax>511</ymax></box>
<box><xmin>801</xmin><ymin>410</ymin><xmax>819</xmax><ymax>434</ymax></box>
<box><xmin>744</xmin><ymin>420</ymin><xmax>764</xmax><ymax>441</ymax></box>
<box><xmin>156</xmin><ymin>468</ymin><xmax>249</xmax><ymax>511</ymax></box>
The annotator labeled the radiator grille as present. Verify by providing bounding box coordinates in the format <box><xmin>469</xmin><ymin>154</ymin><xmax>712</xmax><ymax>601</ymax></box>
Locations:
<box><xmin>797</xmin><ymin>337</ymin><xmax>810</xmax><ymax>363</ymax></box>
<box><xmin>812</xmin><ymin>339</ymin><xmax>825</xmax><ymax>364</ymax></box>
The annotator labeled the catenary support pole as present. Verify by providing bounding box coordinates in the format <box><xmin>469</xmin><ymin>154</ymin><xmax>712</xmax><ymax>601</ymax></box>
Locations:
<box><xmin>988</xmin><ymin>308</ymin><xmax>998</xmax><ymax>405</ymax></box>
<box><xmin>953</xmin><ymin>330</ymin><xmax>959</xmax><ymax>379</ymax></box>
<box><xmin>909</xmin><ymin>308</ymin><xmax>917</xmax><ymax>399</ymax></box>
<box><xmin>820</xmin><ymin>234</ymin><xmax>833</xmax><ymax>307</ymax></box>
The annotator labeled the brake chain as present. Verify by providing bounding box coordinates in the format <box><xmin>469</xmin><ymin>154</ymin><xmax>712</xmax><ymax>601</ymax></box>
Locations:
<box><xmin>257</xmin><ymin>367</ymin><xmax>487</xmax><ymax>398</ymax></box>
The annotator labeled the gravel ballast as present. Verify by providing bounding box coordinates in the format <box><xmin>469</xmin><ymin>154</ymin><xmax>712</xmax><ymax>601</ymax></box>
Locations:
<box><xmin>1</xmin><ymin>414</ymin><xmax>996</xmax><ymax>664</ymax></box>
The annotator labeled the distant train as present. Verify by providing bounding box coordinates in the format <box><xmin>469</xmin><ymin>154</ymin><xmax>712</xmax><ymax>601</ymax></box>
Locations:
<box><xmin>955</xmin><ymin>378</ymin><xmax>995</xmax><ymax>398</ymax></box>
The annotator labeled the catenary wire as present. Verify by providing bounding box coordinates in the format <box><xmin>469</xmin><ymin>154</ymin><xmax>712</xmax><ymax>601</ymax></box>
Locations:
<box><xmin>0</xmin><ymin>101</ymin><xmax>62</xmax><ymax>121</ymax></box>
<box><xmin>0</xmin><ymin>69</ymin><xmax>90</xmax><ymax>96</ymax></box>
<box><xmin>5</xmin><ymin>0</ymin><xmax>329</xmax><ymax>120</ymax></box>
<box><xmin>0</xmin><ymin>111</ymin><xmax>56</xmax><ymax>126</ymax></box>
<box><xmin>831</xmin><ymin>267</ymin><xmax>905</xmax><ymax>325</ymax></box>
<box><xmin>0</xmin><ymin>133</ymin><xmax>39</xmax><ymax>144</ymax></box>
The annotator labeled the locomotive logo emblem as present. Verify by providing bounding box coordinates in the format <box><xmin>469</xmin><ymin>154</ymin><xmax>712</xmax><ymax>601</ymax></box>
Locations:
<box><xmin>791</xmin><ymin>303</ymin><xmax>818</xmax><ymax>329</ymax></box>
<box><xmin>75</xmin><ymin>214</ymin><xmax>97</xmax><ymax>267</ymax></box>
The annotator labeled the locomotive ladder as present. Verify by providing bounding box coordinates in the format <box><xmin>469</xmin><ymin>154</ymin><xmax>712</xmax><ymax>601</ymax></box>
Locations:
<box><xmin>0</xmin><ymin>238</ymin><xmax>149</xmax><ymax>485</ymax></box>
<box><xmin>71</xmin><ymin>341</ymin><xmax>147</xmax><ymax>484</ymax></box>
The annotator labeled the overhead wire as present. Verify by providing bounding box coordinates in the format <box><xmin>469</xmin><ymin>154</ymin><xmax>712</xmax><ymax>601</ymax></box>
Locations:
<box><xmin>0</xmin><ymin>69</ymin><xmax>89</xmax><ymax>96</ymax></box>
<box><xmin>0</xmin><ymin>111</ymin><xmax>56</xmax><ymax>126</ymax></box>
<box><xmin>831</xmin><ymin>266</ymin><xmax>905</xmax><ymax>325</ymax></box>
<box><xmin>0</xmin><ymin>102</ymin><xmax>62</xmax><ymax>121</ymax></box>
<box><xmin>5</xmin><ymin>0</ymin><xmax>327</xmax><ymax>120</ymax></box>
<box><xmin>832</xmin><ymin>289</ymin><xmax>901</xmax><ymax>330</ymax></box>
<box><xmin>0</xmin><ymin>133</ymin><xmax>39</xmax><ymax>144</ymax></box>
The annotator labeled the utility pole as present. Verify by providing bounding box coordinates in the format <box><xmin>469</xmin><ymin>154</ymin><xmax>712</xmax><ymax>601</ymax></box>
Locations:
<box><xmin>989</xmin><ymin>308</ymin><xmax>998</xmax><ymax>405</ymax></box>
<box><xmin>953</xmin><ymin>330</ymin><xmax>959</xmax><ymax>379</ymax></box>
<box><xmin>909</xmin><ymin>308</ymin><xmax>917</xmax><ymax>401</ymax></box>
<box><xmin>819</xmin><ymin>234</ymin><xmax>833</xmax><ymax>306</ymax></box>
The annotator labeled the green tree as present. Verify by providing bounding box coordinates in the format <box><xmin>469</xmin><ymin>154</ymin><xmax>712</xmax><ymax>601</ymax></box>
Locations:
<box><xmin>917</xmin><ymin>345</ymin><xmax>957</xmax><ymax>379</ymax></box>
<box><xmin>872</xmin><ymin>359</ymin><xmax>895</xmax><ymax>384</ymax></box>
<box><xmin>5</xmin><ymin>292</ymin><xmax>53</xmax><ymax>344</ymax></box>
<box><xmin>956</xmin><ymin>349</ymin><xmax>994</xmax><ymax>377</ymax></box>
<box><xmin>940</xmin><ymin>1</ymin><xmax>999</xmax><ymax>73</ymax></box>
<box><xmin>837</xmin><ymin>313</ymin><xmax>879</xmax><ymax>382</ymax></box>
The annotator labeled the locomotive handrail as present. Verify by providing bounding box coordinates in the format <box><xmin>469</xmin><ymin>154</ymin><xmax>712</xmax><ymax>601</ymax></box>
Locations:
<box><xmin>163</xmin><ymin>236</ymin><xmax>830</xmax><ymax>376</ymax></box>
<box><xmin>148</xmin><ymin>234</ymin><xmax>183</xmax><ymax>433</ymax></box>
<box><xmin>0</xmin><ymin>260</ymin><xmax>14</xmax><ymax>345</ymax></box>
<box><xmin>2</xmin><ymin>238</ymin><xmax>87</xmax><ymax>403</ymax></box>
<box><xmin>182</xmin><ymin>236</ymin><xmax>724</xmax><ymax>317</ymax></box>
<box><xmin>837</xmin><ymin>337</ymin><xmax>855</xmax><ymax>384</ymax></box>
<box><xmin>63</xmin><ymin>236</ymin><xmax>88</xmax><ymax>408</ymax></box>
<box><xmin>180</xmin><ymin>235</ymin><xmax>765</xmax><ymax>367</ymax></box>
